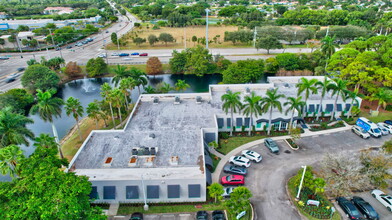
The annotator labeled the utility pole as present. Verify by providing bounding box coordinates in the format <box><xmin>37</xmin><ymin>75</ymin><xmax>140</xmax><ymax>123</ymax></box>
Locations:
<box><xmin>184</xmin><ymin>26</ymin><xmax>187</xmax><ymax>49</ymax></box>
<box><xmin>49</xmin><ymin>29</ymin><xmax>63</xmax><ymax>59</ymax></box>
<box><xmin>15</xmin><ymin>35</ymin><xmax>23</xmax><ymax>58</ymax></box>
<box><xmin>101</xmin><ymin>32</ymin><xmax>109</xmax><ymax>64</ymax></box>
<box><xmin>325</xmin><ymin>26</ymin><xmax>329</xmax><ymax>37</ymax></box>
<box><xmin>253</xmin><ymin>27</ymin><xmax>257</xmax><ymax>48</ymax></box>
<box><xmin>205</xmin><ymin>9</ymin><xmax>210</xmax><ymax>49</ymax></box>
<box><xmin>116</xmin><ymin>31</ymin><xmax>120</xmax><ymax>50</ymax></box>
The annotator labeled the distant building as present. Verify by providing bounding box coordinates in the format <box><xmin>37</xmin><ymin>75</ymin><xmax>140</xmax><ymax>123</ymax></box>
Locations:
<box><xmin>17</xmin><ymin>31</ymin><xmax>34</xmax><ymax>41</ymax></box>
<box><xmin>0</xmin><ymin>12</ymin><xmax>8</xmax><ymax>19</ymax></box>
<box><xmin>43</xmin><ymin>7</ymin><xmax>74</xmax><ymax>15</ymax></box>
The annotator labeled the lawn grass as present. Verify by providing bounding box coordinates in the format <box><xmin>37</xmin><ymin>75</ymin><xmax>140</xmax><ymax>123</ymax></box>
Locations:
<box><xmin>117</xmin><ymin>203</ymin><xmax>225</xmax><ymax>215</ymax></box>
<box><xmin>359</xmin><ymin>111</ymin><xmax>392</xmax><ymax>123</ymax></box>
<box><xmin>218</xmin><ymin>135</ymin><xmax>266</xmax><ymax>155</ymax></box>
<box><xmin>210</xmin><ymin>153</ymin><xmax>221</xmax><ymax>173</ymax></box>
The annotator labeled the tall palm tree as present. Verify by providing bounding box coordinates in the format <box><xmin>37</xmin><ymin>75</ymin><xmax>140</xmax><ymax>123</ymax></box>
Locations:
<box><xmin>315</xmin><ymin>77</ymin><xmax>334</xmax><ymax>120</ymax></box>
<box><xmin>221</xmin><ymin>91</ymin><xmax>242</xmax><ymax>136</ymax></box>
<box><xmin>370</xmin><ymin>88</ymin><xmax>392</xmax><ymax>112</ymax></box>
<box><xmin>0</xmin><ymin>145</ymin><xmax>24</xmax><ymax>178</ymax></box>
<box><xmin>296</xmin><ymin>77</ymin><xmax>318</xmax><ymax>116</ymax></box>
<box><xmin>65</xmin><ymin>97</ymin><xmax>84</xmax><ymax>141</ymax></box>
<box><xmin>242</xmin><ymin>92</ymin><xmax>262</xmax><ymax>136</ymax></box>
<box><xmin>261</xmin><ymin>88</ymin><xmax>285</xmax><ymax>135</ymax></box>
<box><xmin>33</xmin><ymin>134</ymin><xmax>58</xmax><ymax>150</ymax></box>
<box><xmin>175</xmin><ymin>79</ymin><xmax>190</xmax><ymax>92</ymax></box>
<box><xmin>110</xmin><ymin>89</ymin><xmax>124</xmax><ymax>124</ymax></box>
<box><xmin>321</xmin><ymin>35</ymin><xmax>339</xmax><ymax>70</ymax></box>
<box><xmin>157</xmin><ymin>82</ymin><xmax>173</xmax><ymax>93</ymax></box>
<box><xmin>131</xmin><ymin>68</ymin><xmax>148</xmax><ymax>96</ymax></box>
<box><xmin>328</xmin><ymin>79</ymin><xmax>347</xmax><ymax>120</ymax></box>
<box><xmin>144</xmin><ymin>85</ymin><xmax>156</xmax><ymax>94</ymax></box>
<box><xmin>344</xmin><ymin>89</ymin><xmax>359</xmax><ymax>119</ymax></box>
<box><xmin>30</xmin><ymin>89</ymin><xmax>64</xmax><ymax>159</ymax></box>
<box><xmin>86</xmin><ymin>102</ymin><xmax>101</xmax><ymax>129</ymax></box>
<box><xmin>284</xmin><ymin>96</ymin><xmax>306</xmax><ymax>132</ymax></box>
<box><xmin>112</xmin><ymin>65</ymin><xmax>131</xmax><ymax>86</ymax></box>
<box><xmin>100</xmin><ymin>83</ymin><xmax>116</xmax><ymax>127</ymax></box>
<box><xmin>0</xmin><ymin>106</ymin><xmax>34</xmax><ymax>148</ymax></box>
<box><xmin>119</xmin><ymin>78</ymin><xmax>131</xmax><ymax>111</ymax></box>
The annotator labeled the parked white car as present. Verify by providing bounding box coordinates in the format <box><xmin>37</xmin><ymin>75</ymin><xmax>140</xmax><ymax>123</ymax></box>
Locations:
<box><xmin>377</xmin><ymin>122</ymin><xmax>392</xmax><ymax>134</ymax></box>
<box><xmin>111</xmin><ymin>52</ymin><xmax>119</xmax><ymax>56</ymax></box>
<box><xmin>222</xmin><ymin>187</ymin><xmax>236</xmax><ymax>198</ymax></box>
<box><xmin>371</xmin><ymin>189</ymin><xmax>392</xmax><ymax>212</ymax></box>
<box><xmin>97</xmin><ymin>53</ymin><xmax>107</xmax><ymax>58</ymax></box>
<box><xmin>378</xmin><ymin>126</ymin><xmax>389</xmax><ymax>136</ymax></box>
<box><xmin>351</xmin><ymin>125</ymin><xmax>370</xmax><ymax>139</ymax></box>
<box><xmin>241</xmin><ymin>150</ymin><xmax>262</xmax><ymax>162</ymax></box>
<box><xmin>229</xmin><ymin>156</ymin><xmax>250</xmax><ymax>168</ymax></box>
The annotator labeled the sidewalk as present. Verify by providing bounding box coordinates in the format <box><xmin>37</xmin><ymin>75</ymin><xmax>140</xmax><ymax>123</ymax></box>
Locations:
<box><xmin>212</xmin><ymin>123</ymin><xmax>351</xmax><ymax>183</ymax></box>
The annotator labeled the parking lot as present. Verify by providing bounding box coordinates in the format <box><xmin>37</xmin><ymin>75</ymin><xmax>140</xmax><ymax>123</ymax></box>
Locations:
<box><xmin>217</xmin><ymin>130</ymin><xmax>390</xmax><ymax>220</ymax></box>
<box><xmin>116</xmin><ymin>211</ymin><xmax>222</xmax><ymax>220</ymax></box>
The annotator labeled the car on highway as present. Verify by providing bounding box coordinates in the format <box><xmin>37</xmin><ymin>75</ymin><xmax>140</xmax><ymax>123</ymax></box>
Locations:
<box><xmin>229</xmin><ymin>156</ymin><xmax>250</xmax><ymax>167</ymax></box>
<box><xmin>241</xmin><ymin>150</ymin><xmax>262</xmax><ymax>162</ymax></box>
<box><xmin>75</xmin><ymin>43</ymin><xmax>83</xmax><ymax>47</ymax></box>
<box><xmin>351</xmin><ymin>125</ymin><xmax>371</xmax><ymax>139</ymax></box>
<box><xmin>111</xmin><ymin>52</ymin><xmax>119</xmax><ymax>56</ymax></box>
<box><xmin>196</xmin><ymin>211</ymin><xmax>208</xmax><ymax>220</ymax></box>
<box><xmin>220</xmin><ymin>175</ymin><xmax>245</xmax><ymax>186</ymax></box>
<box><xmin>5</xmin><ymin>73</ymin><xmax>19</xmax><ymax>83</ymax></box>
<box><xmin>130</xmin><ymin>212</ymin><xmax>143</xmax><ymax>220</ymax></box>
<box><xmin>139</xmin><ymin>53</ymin><xmax>148</xmax><ymax>56</ymax></box>
<box><xmin>55</xmin><ymin>47</ymin><xmax>61</xmax><ymax>51</ymax></box>
<box><xmin>97</xmin><ymin>53</ymin><xmax>107</xmax><ymax>58</ymax></box>
<box><xmin>17</xmin><ymin>67</ymin><xmax>25</xmax><ymax>72</ymax></box>
<box><xmin>384</xmin><ymin>120</ymin><xmax>392</xmax><ymax>126</ymax></box>
<box><xmin>377</xmin><ymin>122</ymin><xmax>392</xmax><ymax>134</ymax></box>
<box><xmin>371</xmin><ymin>189</ymin><xmax>392</xmax><ymax>212</ymax></box>
<box><xmin>105</xmin><ymin>30</ymin><xmax>109</xmax><ymax>33</ymax></box>
<box><xmin>223</xmin><ymin>165</ymin><xmax>247</xmax><ymax>176</ymax></box>
<box><xmin>222</xmin><ymin>187</ymin><xmax>236</xmax><ymax>198</ymax></box>
<box><xmin>336</xmin><ymin>197</ymin><xmax>363</xmax><ymax>220</ymax></box>
<box><xmin>212</xmin><ymin>210</ymin><xmax>226</xmax><ymax>220</ymax></box>
<box><xmin>66</xmin><ymin>45</ymin><xmax>72</xmax><ymax>49</ymax></box>
<box><xmin>131</xmin><ymin>52</ymin><xmax>139</xmax><ymax>56</ymax></box>
<box><xmin>123</xmin><ymin>57</ymin><xmax>133</xmax><ymax>61</ymax></box>
<box><xmin>119</xmin><ymin>53</ymin><xmax>130</xmax><ymax>57</ymax></box>
<box><xmin>351</xmin><ymin>196</ymin><xmax>379</xmax><ymax>220</ymax></box>
<box><xmin>264</xmin><ymin>138</ymin><xmax>280</xmax><ymax>154</ymax></box>
<box><xmin>0</xmin><ymin>56</ymin><xmax>10</xmax><ymax>60</ymax></box>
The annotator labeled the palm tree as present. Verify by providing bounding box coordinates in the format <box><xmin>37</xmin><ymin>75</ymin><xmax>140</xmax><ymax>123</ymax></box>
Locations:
<box><xmin>344</xmin><ymin>89</ymin><xmax>359</xmax><ymax>119</ymax></box>
<box><xmin>144</xmin><ymin>85</ymin><xmax>156</xmax><ymax>94</ymax></box>
<box><xmin>261</xmin><ymin>88</ymin><xmax>285</xmax><ymax>135</ymax></box>
<box><xmin>321</xmin><ymin>35</ymin><xmax>339</xmax><ymax>70</ymax></box>
<box><xmin>242</xmin><ymin>92</ymin><xmax>262</xmax><ymax>136</ymax></box>
<box><xmin>296</xmin><ymin>78</ymin><xmax>318</xmax><ymax>116</ymax></box>
<box><xmin>65</xmin><ymin>97</ymin><xmax>84</xmax><ymax>141</ymax></box>
<box><xmin>175</xmin><ymin>79</ymin><xmax>190</xmax><ymax>91</ymax></box>
<box><xmin>221</xmin><ymin>91</ymin><xmax>242</xmax><ymax>136</ymax></box>
<box><xmin>33</xmin><ymin>134</ymin><xmax>58</xmax><ymax>150</ymax></box>
<box><xmin>370</xmin><ymin>88</ymin><xmax>392</xmax><ymax>112</ymax></box>
<box><xmin>112</xmin><ymin>65</ymin><xmax>131</xmax><ymax>86</ymax></box>
<box><xmin>315</xmin><ymin>77</ymin><xmax>334</xmax><ymax>120</ymax></box>
<box><xmin>284</xmin><ymin>96</ymin><xmax>306</xmax><ymax>133</ymax></box>
<box><xmin>0</xmin><ymin>145</ymin><xmax>24</xmax><ymax>178</ymax></box>
<box><xmin>30</xmin><ymin>89</ymin><xmax>64</xmax><ymax>159</ymax></box>
<box><xmin>119</xmin><ymin>78</ymin><xmax>133</xmax><ymax>110</ymax></box>
<box><xmin>100</xmin><ymin>83</ymin><xmax>116</xmax><ymax>127</ymax></box>
<box><xmin>157</xmin><ymin>82</ymin><xmax>172</xmax><ymax>93</ymax></box>
<box><xmin>110</xmin><ymin>89</ymin><xmax>124</xmax><ymax>124</ymax></box>
<box><xmin>86</xmin><ymin>102</ymin><xmax>101</xmax><ymax>129</ymax></box>
<box><xmin>131</xmin><ymin>68</ymin><xmax>148</xmax><ymax>96</ymax></box>
<box><xmin>328</xmin><ymin>79</ymin><xmax>348</xmax><ymax>120</ymax></box>
<box><xmin>0</xmin><ymin>106</ymin><xmax>34</xmax><ymax>148</ymax></box>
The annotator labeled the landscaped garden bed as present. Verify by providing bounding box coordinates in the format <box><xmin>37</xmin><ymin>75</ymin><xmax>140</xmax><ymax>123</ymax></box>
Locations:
<box><xmin>285</xmin><ymin>138</ymin><xmax>299</xmax><ymax>150</ymax></box>
<box><xmin>309</xmin><ymin>121</ymin><xmax>345</xmax><ymax>132</ymax></box>
<box><xmin>210</xmin><ymin>153</ymin><xmax>221</xmax><ymax>173</ymax></box>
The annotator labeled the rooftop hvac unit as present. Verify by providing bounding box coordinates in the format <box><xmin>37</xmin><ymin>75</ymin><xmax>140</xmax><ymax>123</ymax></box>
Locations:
<box><xmin>153</xmin><ymin>97</ymin><xmax>159</xmax><ymax>104</ymax></box>
<box><xmin>174</xmin><ymin>96</ymin><xmax>181</xmax><ymax>104</ymax></box>
<box><xmin>170</xmin><ymin>156</ymin><xmax>179</xmax><ymax>166</ymax></box>
<box><xmin>196</xmin><ymin>96</ymin><xmax>202</xmax><ymax>104</ymax></box>
<box><xmin>245</xmin><ymin>87</ymin><xmax>251</xmax><ymax>94</ymax></box>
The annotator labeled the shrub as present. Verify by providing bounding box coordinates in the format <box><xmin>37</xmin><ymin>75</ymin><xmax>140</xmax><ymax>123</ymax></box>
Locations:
<box><xmin>364</xmin><ymin>105</ymin><xmax>370</xmax><ymax>109</ymax></box>
<box><xmin>320</xmin><ymin>122</ymin><xmax>328</xmax><ymax>129</ymax></box>
<box><xmin>385</xmin><ymin>104</ymin><xmax>392</xmax><ymax>111</ymax></box>
<box><xmin>221</xmin><ymin>133</ymin><xmax>229</xmax><ymax>139</ymax></box>
<box><xmin>241</xmin><ymin>126</ymin><xmax>245</xmax><ymax>132</ymax></box>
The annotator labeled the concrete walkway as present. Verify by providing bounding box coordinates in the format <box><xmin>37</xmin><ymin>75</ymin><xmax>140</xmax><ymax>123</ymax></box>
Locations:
<box><xmin>107</xmin><ymin>203</ymin><xmax>120</xmax><ymax>216</ymax></box>
<box><xmin>212</xmin><ymin>122</ymin><xmax>352</xmax><ymax>183</ymax></box>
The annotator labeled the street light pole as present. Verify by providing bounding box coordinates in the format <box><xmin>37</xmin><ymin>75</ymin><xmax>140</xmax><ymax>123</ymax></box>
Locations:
<box><xmin>205</xmin><ymin>9</ymin><xmax>210</xmax><ymax>49</ymax></box>
<box><xmin>296</xmin><ymin>165</ymin><xmax>307</xmax><ymax>200</ymax></box>
<box><xmin>253</xmin><ymin>27</ymin><xmax>257</xmax><ymax>48</ymax></box>
<box><xmin>141</xmin><ymin>174</ymin><xmax>149</xmax><ymax>211</ymax></box>
<box><xmin>15</xmin><ymin>35</ymin><xmax>23</xmax><ymax>58</ymax></box>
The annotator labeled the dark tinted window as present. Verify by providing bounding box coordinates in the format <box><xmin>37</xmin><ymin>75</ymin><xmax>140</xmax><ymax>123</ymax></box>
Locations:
<box><xmin>103</xmin><ymin>186</ymin><xmax>116</xmax><ymax>200</ymax></box>
<box><xmin>188</xmin><ymin>184</ymin><xmax>201</xmax><ymax>198</ymax></box>
<box><xmin>126</xmin><ymin>186</ymin><xmax>139</xmax><ymax>199</ymax></box>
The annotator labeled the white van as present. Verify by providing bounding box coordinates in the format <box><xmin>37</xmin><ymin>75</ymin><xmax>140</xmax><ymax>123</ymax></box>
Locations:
<box><xmin>356</xmin><ymin>117</ymin><xmax>382</xmax><ymax>138</ymax></box>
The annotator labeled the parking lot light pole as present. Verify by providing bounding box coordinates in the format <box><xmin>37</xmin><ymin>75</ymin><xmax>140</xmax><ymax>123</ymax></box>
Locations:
<box><xmin>141</xmin><ymin>174</ymin><xmax>149</xmax><ymax>211</ymax></box>
<box><xmin>296</xmin><ymin>165</ymin><xmax>307</xmax><ymax>200</ymax></box>
<box><xmin>205</xmin><ymin>9</ymin><xmax>210</xmax><ymax>49</ymax></box>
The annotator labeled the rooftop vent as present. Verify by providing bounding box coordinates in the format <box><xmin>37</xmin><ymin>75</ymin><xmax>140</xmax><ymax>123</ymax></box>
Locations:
<box><xmin>245</xmin><ymin>87</ymin><xmax>251</xmax><ymax>94</ymax></box>
<box><xmin>132</xmin><ymin>148</ymin><xmax>138</xmax><ymax>155</ymax></box>
<box><xmin>150</xmin><ymin>147</ymin><xmax>156</xmax><ymax>155</ymax></box>
<box><xmin>170</xmin><ymin>156</ymin><xmax>179</xmax><ymax>166</ymax></box>
<box><xmin>149</xmin><ymin>133</ymin><xmax>155</xmax><ymax>139</ymax></box>
<box><xmin>174</xmin><ymin>96</ymin><xmax>181</xmax><ymax>104</ymax></box>
<box><xmin>133</xmin><ymin>147</ymin><xmax>158</xmax><ymax>156</ymax></box>
<box><xmin>128</xmin><ymin>156</ymin><xmax>137</xmax><ymax>167</ymax></box>
<box><xmin>196</xmin><ymin>96</ymin><xmax>202</xmax><ymax>104</ymax></box>
<box><xmin>153</xmin><ymin>97</ymin><xmax>159</xmax><ymax>104</ymax></box>
<box><xmin>104</xmin><ymin>157</ymin><xmax>113</xmax><ymax>167</ymax></box>
<box><xmin>284</xmin><ymin>83</ymin><xmax>290</xmax><ymax>88</ymax></box>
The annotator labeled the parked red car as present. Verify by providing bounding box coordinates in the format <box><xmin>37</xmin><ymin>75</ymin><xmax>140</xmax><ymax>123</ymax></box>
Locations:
<box><xmin>220</xmin><ymin>175</ymin><xmax>245</xmax><ymax>186</ymax></box>
<box><xmin>139</xmin><ymin>53</ymin><xmax>148</xmax><ymax>56</ymax></box>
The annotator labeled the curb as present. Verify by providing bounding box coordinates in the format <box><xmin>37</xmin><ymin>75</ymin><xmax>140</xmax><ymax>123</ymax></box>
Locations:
<box><xmin>285</xmin><ymin>176</ymin><xmax>307</xmax><ymax>220</ymax></box>
<box><xmin>284</xmin><ymin>138</ymin><xmax>299</xmax><ymax>151</ymax></box>
<box><xmin>250</xmin><ymin>202</ymin><xmax>255</xmax><ymax>220</ymax></box>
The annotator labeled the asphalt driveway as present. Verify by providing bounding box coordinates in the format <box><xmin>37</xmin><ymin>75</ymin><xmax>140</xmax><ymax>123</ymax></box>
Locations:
<box><xmin>218</xmin><ymin>131</ymin><xmax>389</xmax><ymax>220</ymax></box>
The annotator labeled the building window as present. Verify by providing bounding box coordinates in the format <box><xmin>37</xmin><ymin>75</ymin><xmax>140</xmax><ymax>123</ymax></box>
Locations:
<box><xmin>281</xmin><ymin>121</ymin><xmax>287</xmax><ymax>130</ymax></box>
<box><xmin>227</xmin><ymin>118</ymin><xmax>231</xmax><ymax>128</ymax></box>
<box><xmin>217</xmin><ymin>118</ymin><xmax>224</xmax><ymax>129</ymax></box>
<box><xmin>147</xmin><ymin>185</ymin><xmax>159</xmax><ymax>199</ymax></box>
<box><xmin>273</xmin><ymin>122</ymin><xmax>280</xmax><ymax>131</ymax></box>
<box><xmin>236</xmin><ymin>118</ymin><xmax>243</xmax><ymax>128</ymax></box>
<box><xmin>256</xmin><ymin>122</ymin><xmax>262</xmax><ymax>129</ymax></box>
<box><xmin>167</xmin><ymin>185</ymin><xmax>180</xmax><ymax>198</ymax></box>
<box><xmin>89</xmin><ymin>186</ymin><xmax>99</xmax><ymax>199</ymax></box>
<box><xmin>244</xmin><ymin>118</ymin><xmax>250</xmax><ymax>128</ymax></box>
<box><xmin>188</xmin><ymin>184</ymin><xmax>201</xmax><ymax>198</ymax></box>
<box><xmin>126</xmin><ymin>186</ymin><xmax>139</xmax><ymax>199</ymax></box>
<box><xmin>103</xmin><ymin>186</ymin><xmax>116</xmax><ymax>200</ymax></box>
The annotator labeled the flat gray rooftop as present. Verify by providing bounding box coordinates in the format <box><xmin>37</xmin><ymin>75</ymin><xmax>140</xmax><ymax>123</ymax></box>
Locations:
<box><xmin>72</xmin><ymin>97</ymin><xmax>220</xmax><ymax>169</ymax></box>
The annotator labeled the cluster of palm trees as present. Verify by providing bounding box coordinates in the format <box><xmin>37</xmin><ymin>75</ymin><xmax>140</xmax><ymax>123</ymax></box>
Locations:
<box><xmin>221</xmin><ymin>77</ymin><xmax>358</xmax><ymax>136</ymax></box>
<box><xmin>144</xmin><ymin>79</ymin><xmax>191</xmax><ymax>94</ymax></box>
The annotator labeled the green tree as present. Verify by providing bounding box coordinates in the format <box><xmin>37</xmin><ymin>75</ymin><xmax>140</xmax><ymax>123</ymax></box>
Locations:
<box><xmin>65</xmin><ymin>97</ymin><xmax>84</xmax><ymax>141</ymax></box>
<box><xmin>242</xmin><ymin>92</ymin><xmax>262</xmax><ymax>136</ymax></box>
<box><xmin>328</xmin><ymin>79</ymin><xmax>347</xmax><ymax>120</ymax></box>
<box><xmin>86</xmin><ymin>58</ymin><xmax>107</xmax><ymax>77</ymax></box>
<box><xmin>133</xmin><ymin>37</ymin><xmax>146</xmax><ymax>46</ymax></box>
<box><xmin>86</xmin><ymin>102</ymin><xmax>101</xmax><ymax>129</ymax></box>
<box><xmin>0</xmin><ymin>107</ymin><xmax>34</xmax><ymax>148</ymax></box>
<box><xmin>382</xmin><ymin>139</ymin><xmax>392</xmax><ymax>154</ymax></box>
<box><xmin>296</xmin><ymin>78</ymin><xmax>318</xmax><ymax>112</ymax></box>
<box><xmin>174</xmin><ymin>79</ymin><xmax>190</xmax><ymax>91</ymax></box>
<box><xmin>192</xmin><ymin>35</ymin><xmax>197</xmax><ymax>46</ymax></box>
<box><xmin>222</xmin><ymin>59</ymin><xmax>264</xmax><ymax>84</ymax></box>
<box><xmin>0</xmin><ymin>145</ymin><xmax>24</xmax><ymax>178</ymax></box>
<box><xmin>208</xmin><ymin>183</ymin><xmax>224</xmax><ymax>203</ymax></box>
<box><xmin>261</xmin><ymin>88</ymin><xmax>285</xmax><ymax>135</ymax></box>
<box><xmin>169</xmin><ymin>50</ymin><xmax>187</xmax><ymax>74</ymax></box>
<box><xmin>144</xmin><ymin>85</ymin><xmax>156</xmax><ymax>94</ymax></box>
<box><xmin>315</xmin><ymin>77</ymin><xmax>333</xmax><ymax>120</ymax></box>
<box><xmin>148</xmin><ymin>34</ymin><xmax>158</xmax><ymax>46</ymax></box>
<box><xmin>157</xmin><ymin>82</ymin><xmax>172</xmax><ymax>93</ymax></box>
<box><xmin>344</xmin><ymin>89</ymin><xmax>359</xmax><ymax>119</ymax></box>
<box><xmin>321</xmin><ymin>35</ymin><xmax>340</xmax><ymax>69</ymax></box>
<box><xmin>131</xmin><ymin>68</ymin><xmax>148</xmax><ymax>96</ymax></box>
<box><xmin>184</xmin><ymin>46</ymin><xmax>213</xmax><ymax>76</ymax></box>
<box><xmin>111</xmin><ymin>65</ymin><xmax>131</xmax><ymax>86</ymax></box>
<box><xmin>119</xmin><ymin>78</ymin><xmax>133</xmax><ymax>110</ymax></box>
<box><xmin>110</xmin><ymin>89</ymin><xmax>124</xmax><ymax>123</ymax></box>
<box><xmin>0</xmin><ymin>89</ymin><xmax>34</xmax><ymax>116</ymax></box>
<box><xmin>224</xmin><ymin>186</ymin><xmax>252</xmax><ymax>216</ymax></box>
<box><xmin>221</xmin><ymin>91</ymin><xmax>242</xmax><ymax>136</ymax></box>
<box><xmin>111</xmin><ymin>32</ymin><xmax>117</xmax><ymax>45</ymax></box>
<box><xmin>159</xmin><ymin>33</ymin><xmax>175</xmax><ymax>46</ymax></box>
<box><xmin>33</xmin><ymin>134</ymin><xmax>57</xmax><ymax>150</ymax></box>
<box><xmin>255</xmin><ymin>36</ymin><xmax>283</xmax><ymax>54</ymax></box>
<box><xmin>100</xmin><ymin>83</ymin><xmax>116</xmax><ymax>128</ymax></box>
<box><xmin>21</xmin><ymin>64</ymin><xmax>60</xmax><ymax>93</ymax></box>
<box><xmin>30</xmin><ymin>89</ymin><xmax>64</xmax><ymax>158</ymax></box>
<box><xmin>370</xmin><ymin>88</ymin><xmax>392</xmax><ymax>112</ymax></box>
<box><xmin>284</xmin><ymin>96</ymin><xmax>305</xmax><ymax>131</ymax></box>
